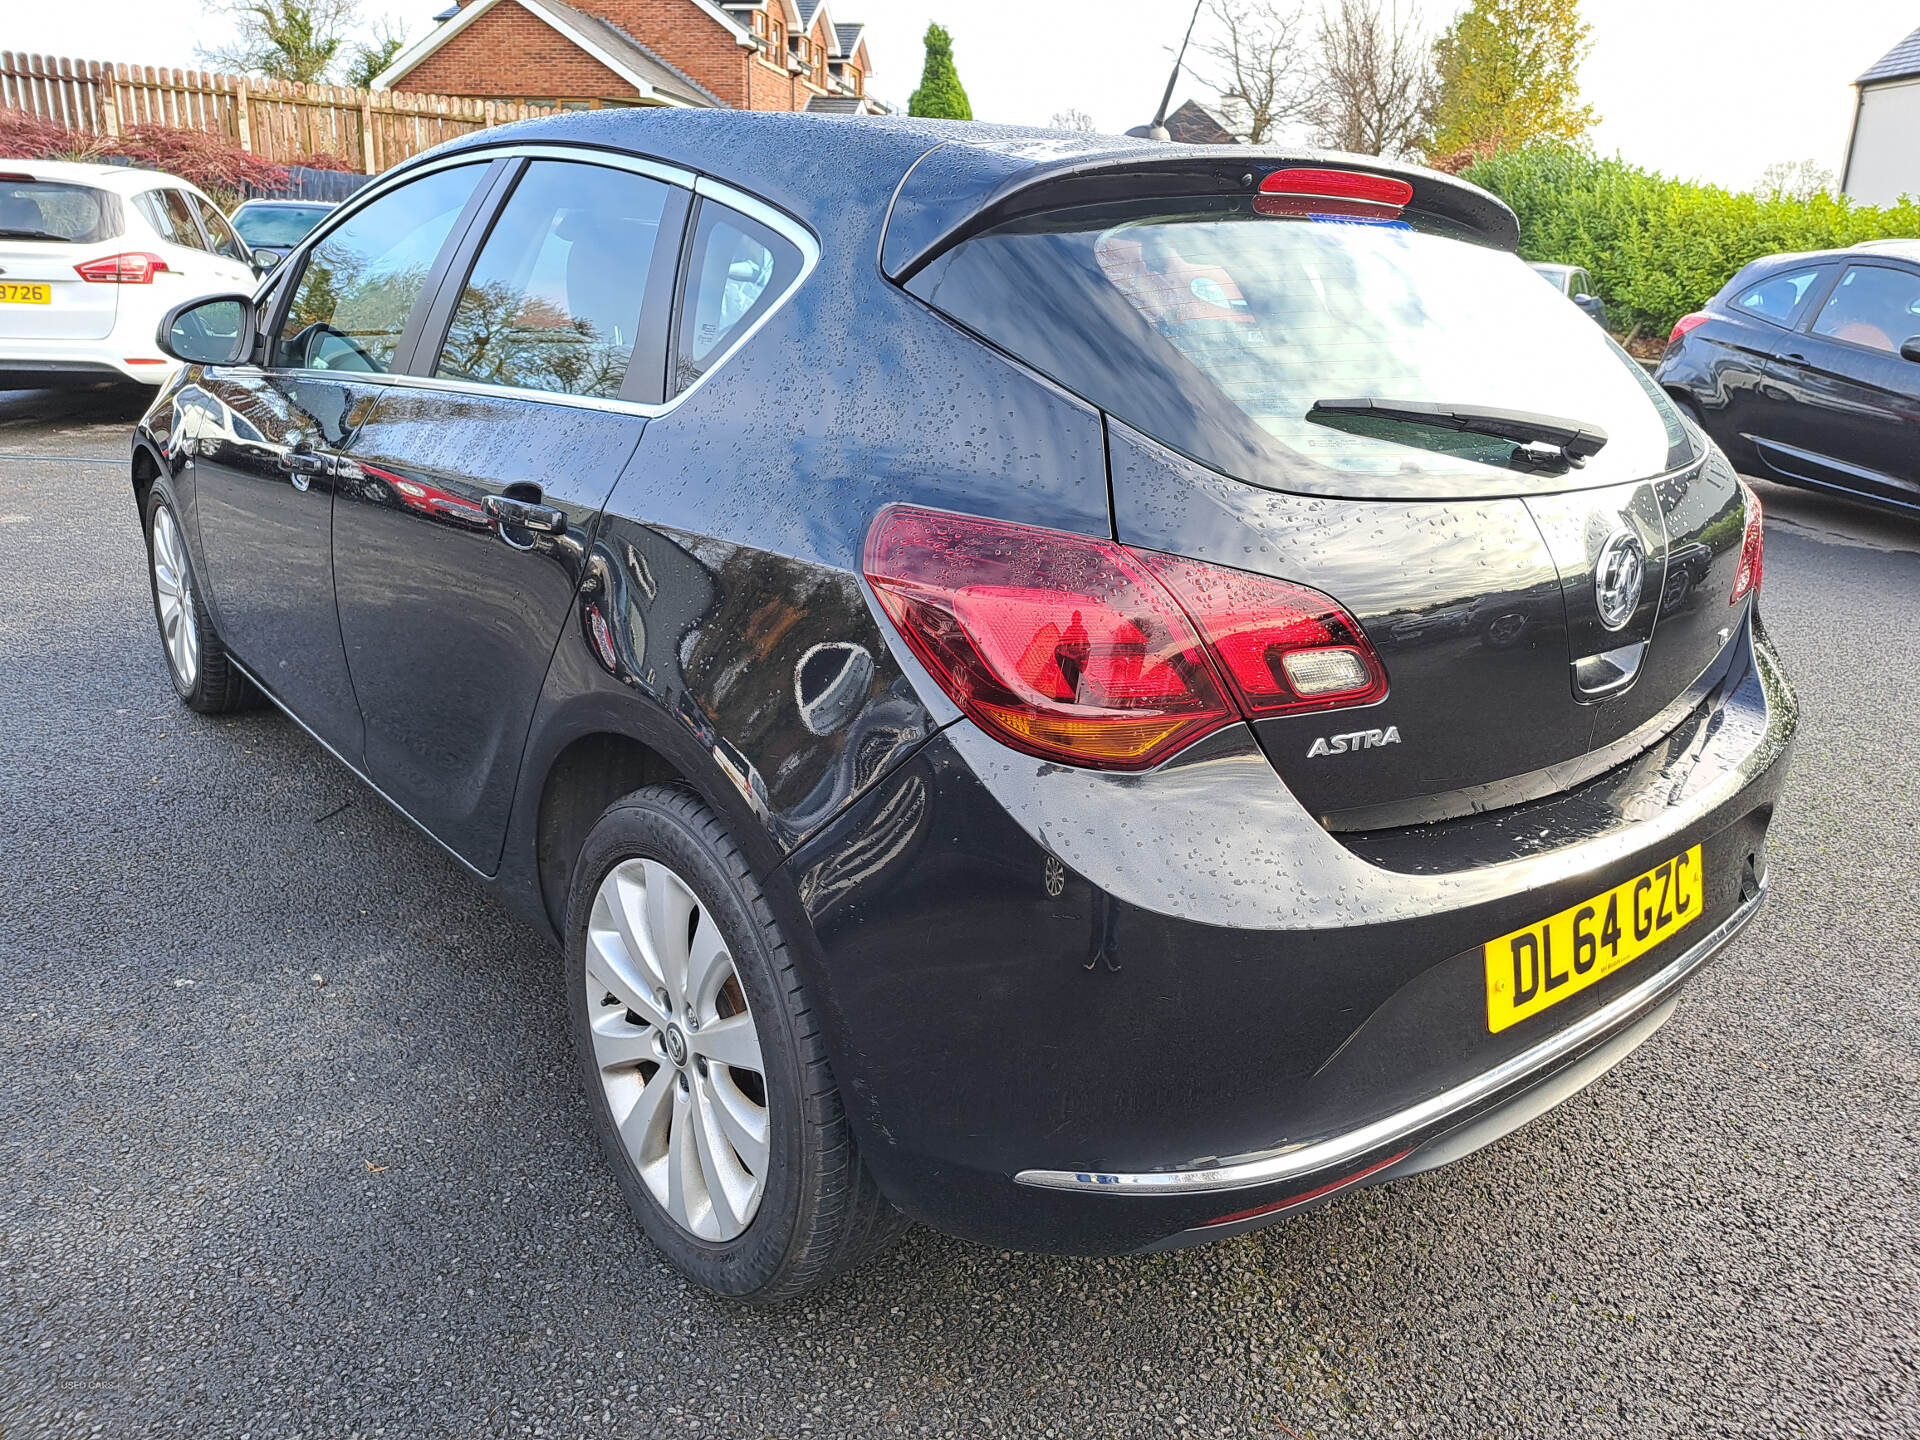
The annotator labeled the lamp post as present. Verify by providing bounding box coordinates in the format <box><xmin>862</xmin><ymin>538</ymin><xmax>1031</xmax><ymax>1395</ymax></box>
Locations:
<box><xmin>1125</xmin><ymin>0</ymin><xmax>1204</xmax><ymax>141</ymax></box>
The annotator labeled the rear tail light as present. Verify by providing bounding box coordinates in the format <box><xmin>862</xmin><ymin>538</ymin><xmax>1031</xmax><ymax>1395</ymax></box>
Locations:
<box><xmin>1731</xmin><ymin>479</ymin><xmax>1764</xmax><ymax>604</ymax></box>
<box><xmin>74</xmin><ymin>252</ymin><xmax>168</xmax><ymax>284</ymax></box>
<box><xmin>1668</xmin><ymin>312</ymin><xmax>1710</xmax><ymax>346</ymax></box>
<box><xmin>1136</xmin><ymin>552</ymin><xmax>1387</xmax><ymax>715</ymax></box>
<box><xmin>863</xmin><ymin>506</ymin><xmax>1387</xmax><ymax>770</ymax></box>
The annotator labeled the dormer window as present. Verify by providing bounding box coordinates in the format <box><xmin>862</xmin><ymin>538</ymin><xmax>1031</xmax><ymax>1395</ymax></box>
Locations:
<box><xmin>751</xmin><ymin>9</ymin><xmax>766</xmax><ymax>37</ymax></box>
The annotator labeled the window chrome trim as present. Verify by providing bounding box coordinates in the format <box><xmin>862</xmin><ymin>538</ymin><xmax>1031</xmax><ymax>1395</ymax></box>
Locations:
<box><xmin>251</xmin><ymin>143</ymin><xmax>819</xmax><ymax>422</ymax></box>
<box><xmin>1014</xmin><ymin>874</ymin><xmax>1769</xmax><ymax>1196</ymax></box>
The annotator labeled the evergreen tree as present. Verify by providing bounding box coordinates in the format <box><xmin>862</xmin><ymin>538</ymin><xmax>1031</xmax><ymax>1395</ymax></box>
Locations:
<box><xmin>908</xmin><ymin>23</ymin><xmax>972</xmax><ymax>121</ymax></box>
<box><xmin>1429</xmin><ymin>0</ymin><xmax>1596</xmax><ymax>158</ymax></box>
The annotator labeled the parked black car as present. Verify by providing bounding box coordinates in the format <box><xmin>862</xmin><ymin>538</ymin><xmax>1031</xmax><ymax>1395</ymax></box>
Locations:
<box><xmin>227</xmin><ymin>198</ymin><xmax>336</xmax><ymax>270</ymax></box>
<box><xmin>1528</xmin><ymin>260</ymin><xmax>1608</xmax><ymax>326</ymax></box>
<box><xmin>1657</xmin><ymin>240</ymin><xmax>1920</xmax><ymax>514</ymax></box>
<box><xmin>135</xmin><ymin>115</ymin><xmax>1795</xmax><ymax>1303</ymax></box>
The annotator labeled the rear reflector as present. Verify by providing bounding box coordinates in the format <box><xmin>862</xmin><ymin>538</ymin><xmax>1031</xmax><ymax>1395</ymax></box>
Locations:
<box><xmin>864</xmin><ymin>506</ymin><xmax>1387</xmax><ymax>770</ymax></box>
<box><xmin>75</xmin><ymin>252</ymin><xmax>168</xmax><ymax>284</ymax></box>
<box><xmin>1668</xmin><ymin>312</ymin><xmax>1710</xmax><ymax>346</ymax></box>
<box><xmin>1202</xmin><ymin>1149</ymin><xmax>1412</xmax><ymax>1228</ymax></box>
<box><xmin>1259</xmin><ymin>168</ymin><xmax>1414</xmax><ymax>207</ymax></box>
<box><xmin>1731</xmin><ymin>479</ymin><xmax>1764</xmax><ymax>605</ymax></box>
<box><xmin>123</xmin><ymin>357</ymin><xmax>168</xmax><ymax>365</ymax></box>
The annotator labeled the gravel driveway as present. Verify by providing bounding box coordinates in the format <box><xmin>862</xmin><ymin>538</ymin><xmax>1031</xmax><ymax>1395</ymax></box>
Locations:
<box><xmin>3</xmin><ymin>390</ymin><xmax>1917</xmax><ymax>1439</ymax></box>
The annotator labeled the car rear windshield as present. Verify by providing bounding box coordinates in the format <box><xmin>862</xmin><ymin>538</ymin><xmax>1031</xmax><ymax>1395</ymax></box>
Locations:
<box><xmin>233</xmin><ymin>204</ymin><xmax>332</xmax><ymax>247</ymax></box>
<box><xmin>0</xmin><ymin>179</ymin><xmax>123</xmax><ymax>243</ymax></box>
<box><xmin>905</xmin><ymin>196</ymin><xmax>1694</xmax><ymax>497</ymax></box>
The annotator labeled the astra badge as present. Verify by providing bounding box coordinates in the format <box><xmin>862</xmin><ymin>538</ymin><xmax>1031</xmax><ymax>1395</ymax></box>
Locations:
<box><xmin>1307</xmin><ymin>726</ymin><xmax>1400</xmax><ymax>758</ymax></box>
<box><xmin>1594</xmin><ymin>528</ymin><xmax>1647</xmax><ymax>631</ymax></box>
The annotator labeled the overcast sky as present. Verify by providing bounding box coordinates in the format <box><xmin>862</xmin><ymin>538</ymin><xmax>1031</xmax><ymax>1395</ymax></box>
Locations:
<box><xmin>8</xmin><ymin>0</ymin><xmax>1915</xmax><ymax>190</ymax></box>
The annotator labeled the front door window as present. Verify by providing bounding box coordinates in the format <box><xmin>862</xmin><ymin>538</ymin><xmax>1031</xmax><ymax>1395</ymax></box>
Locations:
<box><xmin>275</xmin><ymin>164</ymin><xmax>486</xmax><ymax>373</ymax></box>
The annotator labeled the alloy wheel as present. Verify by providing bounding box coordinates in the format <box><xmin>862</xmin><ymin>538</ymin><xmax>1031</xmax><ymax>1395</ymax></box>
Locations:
<box><xmin>151</xmin><ymin>504</ymin><xmax>200</xmax><ymax>691</ymax></box>
<box><xmin>584</xmin><ymin>857</ymin><xmax>770</xmax><ymax>1241</ymax></box>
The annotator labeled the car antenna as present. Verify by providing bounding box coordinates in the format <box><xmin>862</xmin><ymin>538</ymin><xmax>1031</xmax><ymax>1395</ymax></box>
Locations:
<box><xmin>1126</xmin><ymin>0</ymin><xmax>1203</xmax><ymax>142</ymax></box>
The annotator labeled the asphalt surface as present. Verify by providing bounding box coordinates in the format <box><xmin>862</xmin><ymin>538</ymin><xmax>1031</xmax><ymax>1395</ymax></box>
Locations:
<box><xmin>3</xmin><ymin>384</ymin><xmax>1918</xmax><ymax>1440</ymax></box>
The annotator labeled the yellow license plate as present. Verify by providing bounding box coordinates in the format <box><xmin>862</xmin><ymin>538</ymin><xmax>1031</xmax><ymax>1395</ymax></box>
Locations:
<box><xmin>1484</xmin><ymin>845</ymin><xmax>1703</xmax><ymax>1033</ymax></box>
<box><xmin>0</xmin><ymin>282</ymin><xmax>51</xmax><ymax>304</ymax></box>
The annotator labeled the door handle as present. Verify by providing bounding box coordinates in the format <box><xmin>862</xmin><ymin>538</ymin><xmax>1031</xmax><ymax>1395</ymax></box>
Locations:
<box><xmin>1781</xmin><ymin>352</ymin><xmax>1807</xmax><ymax>363</ymax></box>
<box><xmin>483</xmin><ymin>493</ymin><xmax>567</xmax><ymax>537</ymax></box>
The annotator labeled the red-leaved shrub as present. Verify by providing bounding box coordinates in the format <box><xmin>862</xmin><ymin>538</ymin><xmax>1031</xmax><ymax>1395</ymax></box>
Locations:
<box><xmin>0</xmin><ymin>109</ymin><xmax>111</xmax><ymax>163</ymax></box>
<box><xmin>0</xmin><ymin>111</ymin><xmax>288</xmax><ymax>206</ymax></box>
<box><xmin>106</xmin><ymin>123</ymin><xmax>287</xmax><ymax>194</ymax></box>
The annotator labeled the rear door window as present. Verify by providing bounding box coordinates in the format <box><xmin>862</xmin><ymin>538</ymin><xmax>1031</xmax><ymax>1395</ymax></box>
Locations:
<box><xmin>432</xmin><ymin>160</ymin><xmax>673</xmax><ymax>400</ymax></box>
<box><xmin>1809</xmin><ymin>264</ymin><xmax>1920</xmax><ymax>354</ymax></box>
<box><xmin>135</xmin><ymin>189</ymin><xmax>206</xmax><ymax>249</ymax></box>
<box><xmin>0</xmin><ymin>180</ymin><xmax>121</xmax><ymax>242</ymax></box>
<box><xmin>671</xmin><ymin>200</ymin><xmax>803</xmax><ymax>395</ymax></box>
<box><xmin>1733</xmin><ymin>267</ymin><xmax>1825</xmax><ymax>326</ymax></box>
<box><xmin>275</xmin><ymin>163</ymin><xmax>486</xmax><ymax>373</ymax></box>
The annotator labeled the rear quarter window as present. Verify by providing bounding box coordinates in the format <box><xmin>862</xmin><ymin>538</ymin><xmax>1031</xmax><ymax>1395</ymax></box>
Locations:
<box><xmin>1730</xmin><ymin>267</ymin><xmax>1825</xmax><ymax>326</ymax></box>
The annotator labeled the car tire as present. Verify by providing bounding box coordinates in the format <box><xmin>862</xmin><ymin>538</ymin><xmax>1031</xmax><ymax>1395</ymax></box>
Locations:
<box><xmin>144</xmin><ymin>488</ymin><xmax>257</xmax><ymax>714</ymax></box>
<box><xmin>564</xmin><ymin>784</ymin><xmax>906</xmax><ymax>1303</ymax></box>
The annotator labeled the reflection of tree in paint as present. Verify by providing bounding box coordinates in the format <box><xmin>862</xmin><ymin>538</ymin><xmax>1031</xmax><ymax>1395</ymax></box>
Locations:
<box><xmin>438</xmin><ymin>278</ymin><xmax>630</xmax><ymax>399</ymax></box>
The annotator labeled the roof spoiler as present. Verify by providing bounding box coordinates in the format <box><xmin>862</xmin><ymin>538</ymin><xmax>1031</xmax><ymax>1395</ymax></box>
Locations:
<box><xmin>880</xmin><ymin>142</ymin><xmax>1520</xmax><ymax>282</ymax></box>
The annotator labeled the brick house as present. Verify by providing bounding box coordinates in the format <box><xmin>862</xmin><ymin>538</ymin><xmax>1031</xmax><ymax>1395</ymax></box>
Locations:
<box><xmin>372</xmin><ymin>0</ymin><xmax>884</xmax><ymax>115</ymax></box>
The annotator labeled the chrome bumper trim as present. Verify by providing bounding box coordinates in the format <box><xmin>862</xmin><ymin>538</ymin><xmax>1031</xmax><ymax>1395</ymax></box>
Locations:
<box><xmin>1014</xmin><ymin>876</ymin><xmax>1769</xmax><ymax>1196</ymax></box>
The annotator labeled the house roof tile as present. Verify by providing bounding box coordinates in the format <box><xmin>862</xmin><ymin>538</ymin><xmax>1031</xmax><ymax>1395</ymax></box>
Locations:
<box><xmin>1859</xmin><ymin>23</ymin><xmax>1920</xmax><ymax>84</ymax></box>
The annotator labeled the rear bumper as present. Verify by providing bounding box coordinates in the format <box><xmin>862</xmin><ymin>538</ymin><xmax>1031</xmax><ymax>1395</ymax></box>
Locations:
<box><xmin>1098</xmin><ymin>878</ymin><xmax>1764</xmax><ymax>1251</ymax></box>
<box><xmin>0</xmin><ymin>342</ymin><xmax>173</xmax><ymax>385</ymax></box>
<box><xmin>782</xmin><ymin>621</ymin><xmax>1796</xmax><ymax>1253</ymax></box>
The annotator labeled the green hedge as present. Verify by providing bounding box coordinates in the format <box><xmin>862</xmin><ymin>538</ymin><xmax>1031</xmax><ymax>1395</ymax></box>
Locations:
<box><xmin>1460</xmin><ymin>146</ymin><xmax>1920</xmax><ymax>336</ymax></box>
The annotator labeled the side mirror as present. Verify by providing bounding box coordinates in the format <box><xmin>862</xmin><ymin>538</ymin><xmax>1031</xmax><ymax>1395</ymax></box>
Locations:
<box><xmin>1901</xmin><ymin>336</ymin><xmax>1920</xmax><ymax>364</ymax></box>
<box><xmin>249</xmin><ymin>249</ymin><xmax>281</xmax><ymax>278</ymax></box>
<box><xmin>157</xmin><ymin>294</ymin><xmax>256</xmax><ymax>366</ymax></box>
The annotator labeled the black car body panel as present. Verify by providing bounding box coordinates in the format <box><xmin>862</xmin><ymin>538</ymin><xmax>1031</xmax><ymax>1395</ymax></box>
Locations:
<box><xmin>132</xmin><ymin>113</ymin><xmax>1796</xmax><ymax>1257</ymax></box>
<box><xmin>1658</xmin><ymin>242</ymin><xmax>1920</xmax><ymax>514</ymax></box>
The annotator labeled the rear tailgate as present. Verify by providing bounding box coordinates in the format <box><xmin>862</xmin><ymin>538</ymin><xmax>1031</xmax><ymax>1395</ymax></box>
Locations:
<box><xmin>897</xmin><ymin>150</ymin><xmax>1740</xmax><ymax>821</ymax></box>
<box><xmin>0</xmin><ymin>240</ymin><xmax>118</xmax><ymax>341</ymax></box>
<box><xmin>0</xmin><ymin>178</ymin><xmax>127</xmax><ymax>342</ymax></box>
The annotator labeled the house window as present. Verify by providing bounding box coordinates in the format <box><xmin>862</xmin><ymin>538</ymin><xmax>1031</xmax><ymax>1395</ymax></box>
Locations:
<box><xmin>770</xmin><ymin>19</ymin><xmax>784</xmax><ymax>53</ymax></box>
<box><xmin>751</xmin><ymin>9</ymin><xmax>766</xmax><ymax>35</ymax></box>
<box><xmin>847</xmin><ymin>64</ymin><xmax>862</xmax><ymax>95</ymax></box>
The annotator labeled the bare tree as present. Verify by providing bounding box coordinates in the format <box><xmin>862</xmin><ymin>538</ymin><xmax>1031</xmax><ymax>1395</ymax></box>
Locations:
<box><xmin>1758</xmin><ymin>159</ymin><xmax>1835</xmax><ymax>204</ymax></box>
<box><xmin>1050</xmin><ymin>108</ymin><xmax>1097</xmax><ymax>133</ymax></box>
<box><xmin>1196</xmin><ymin>0</ymin><xmax>1312</xmax><ymax>144</ymax></box>
<box><xmin>1307</xmin><ymin>0</ymin><xmax>1435</xmax><ymax>159</ymax></box>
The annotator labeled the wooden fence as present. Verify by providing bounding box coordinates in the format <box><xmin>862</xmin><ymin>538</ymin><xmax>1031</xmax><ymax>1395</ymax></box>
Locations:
<box><xmin>0</xmin><ymin>51</ymin><xmax>556</xmax><ymax>172</ymax></box>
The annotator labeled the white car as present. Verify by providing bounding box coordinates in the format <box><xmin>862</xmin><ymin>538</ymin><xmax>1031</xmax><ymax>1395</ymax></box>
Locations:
<box><xmin>0</xmin><ymin>160</ymin><xmax>262</xmax><ymax>385</ymax></box>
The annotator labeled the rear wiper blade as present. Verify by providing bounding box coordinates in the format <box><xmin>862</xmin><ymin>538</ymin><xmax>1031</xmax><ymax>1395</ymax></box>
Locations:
<box><xmin>0</xmin><ymin>228</ymin><xmax>74</xmax><ymax>242</ymax></box>
<box><xmin>1308</xmin><ymin>398</ymin><xmax>1609</xmax><ymax>466</ymax></box>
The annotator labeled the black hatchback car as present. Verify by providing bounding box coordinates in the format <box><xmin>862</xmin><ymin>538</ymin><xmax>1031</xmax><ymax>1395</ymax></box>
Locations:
<box><xmin>1657</xmin><ymin>240</ymin><xmax>1920</xmax><ymax>515</ymax></box>
<box><xmin>136</xmin><ymin>114</ymin><xmax>1795</xmax><ymax>1302</ymax></box>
